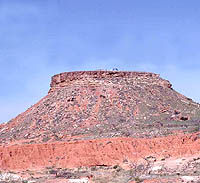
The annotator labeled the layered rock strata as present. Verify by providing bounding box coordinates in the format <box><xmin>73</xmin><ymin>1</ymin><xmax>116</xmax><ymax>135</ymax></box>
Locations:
<box><xmin>0</xmin><ymin>70</ymin><xmax>200</xmax><ymax>182</ymax></box>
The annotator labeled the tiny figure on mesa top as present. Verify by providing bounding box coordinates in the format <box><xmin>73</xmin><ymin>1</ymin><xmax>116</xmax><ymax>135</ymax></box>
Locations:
<box><xmin>112</xmin><ymin>68</ymin><xmax>118</xmax><ymax>71</ymax></box>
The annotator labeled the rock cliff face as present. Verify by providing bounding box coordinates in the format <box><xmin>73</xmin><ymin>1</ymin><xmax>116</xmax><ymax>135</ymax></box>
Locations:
<box><xmin>49</xmin><ymin>71</ymin><xmax>170</xmax><ymax>90</ymax></box>
<box><xmin>0</xmin><ymin>70</ymin><xmax>200</xmax><ymax>183</ymax></box>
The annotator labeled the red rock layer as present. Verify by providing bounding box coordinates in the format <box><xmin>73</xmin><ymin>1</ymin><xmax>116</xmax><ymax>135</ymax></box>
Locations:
<box><xmin>0</xmin><ymin>133</ymin><xmax>200</xmax><ymax>171</ymax></box>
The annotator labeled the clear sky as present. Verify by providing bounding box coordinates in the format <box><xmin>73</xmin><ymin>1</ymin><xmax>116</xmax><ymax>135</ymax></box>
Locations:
<box><xmin>1</xmin><ymin>0</ymin><xmax>200</xmax><ymax>123</ymax></box>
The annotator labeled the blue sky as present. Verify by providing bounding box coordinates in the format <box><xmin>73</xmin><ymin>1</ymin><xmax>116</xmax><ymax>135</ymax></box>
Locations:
<box><xmin>0</xmin><ymin>0</ymin><xmax>200</xmax><ymax>123</ymax></box>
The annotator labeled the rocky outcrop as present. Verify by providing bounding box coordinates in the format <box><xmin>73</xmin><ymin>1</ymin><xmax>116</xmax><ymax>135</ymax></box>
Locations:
<box><xmin>49</xmin><ymin>71</ymin><xmax>170</xmax><ymax>92</ymax></box>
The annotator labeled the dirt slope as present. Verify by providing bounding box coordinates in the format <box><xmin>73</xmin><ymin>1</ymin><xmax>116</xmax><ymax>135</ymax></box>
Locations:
<box><xmin>0</xmin><ymin>133</ymin><xmax>200</xmax><ymax>170</ymax></box>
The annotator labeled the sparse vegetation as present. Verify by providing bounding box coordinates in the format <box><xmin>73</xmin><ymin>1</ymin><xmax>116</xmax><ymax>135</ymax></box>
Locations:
<box><xmin>1</xmin><ymin>71</ymin><xmax>200</xmax><ymax>182</ymax></box>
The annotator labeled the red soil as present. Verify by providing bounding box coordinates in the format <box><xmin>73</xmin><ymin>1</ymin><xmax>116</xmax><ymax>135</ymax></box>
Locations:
<box><xmin>0</xmin><ymin>133</ymin><xmax>200</xmax><ymax>171</ymax></box>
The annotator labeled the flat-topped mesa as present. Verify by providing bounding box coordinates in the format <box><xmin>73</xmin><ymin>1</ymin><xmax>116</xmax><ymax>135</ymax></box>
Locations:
<box><xmin>1</xmin><ymin>69</ymin><xmax>199</xmax><ymax>146</ymax></box>
<box><xmin>49</xmin><ymin>70</ymin><xmax>172</xmax><ymax>93</ymax></box>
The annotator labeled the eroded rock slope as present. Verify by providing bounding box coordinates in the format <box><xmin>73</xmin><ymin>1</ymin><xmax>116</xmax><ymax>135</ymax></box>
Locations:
<box><xmin>0</xmin><ymin>70</ymin><xmax>200</xmax><ymax>183</ymax></box>
<box><xmin>1</xmin><ymin>71</ymin><xmax>200</xmax><ymax>144</ymax></box>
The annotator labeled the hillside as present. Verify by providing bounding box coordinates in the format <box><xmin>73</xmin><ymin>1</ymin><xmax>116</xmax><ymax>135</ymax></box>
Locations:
<box><xmin>0</xmin><ymin>70</ymin><xmax>200</xmax><ymax>183</ymax></box>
